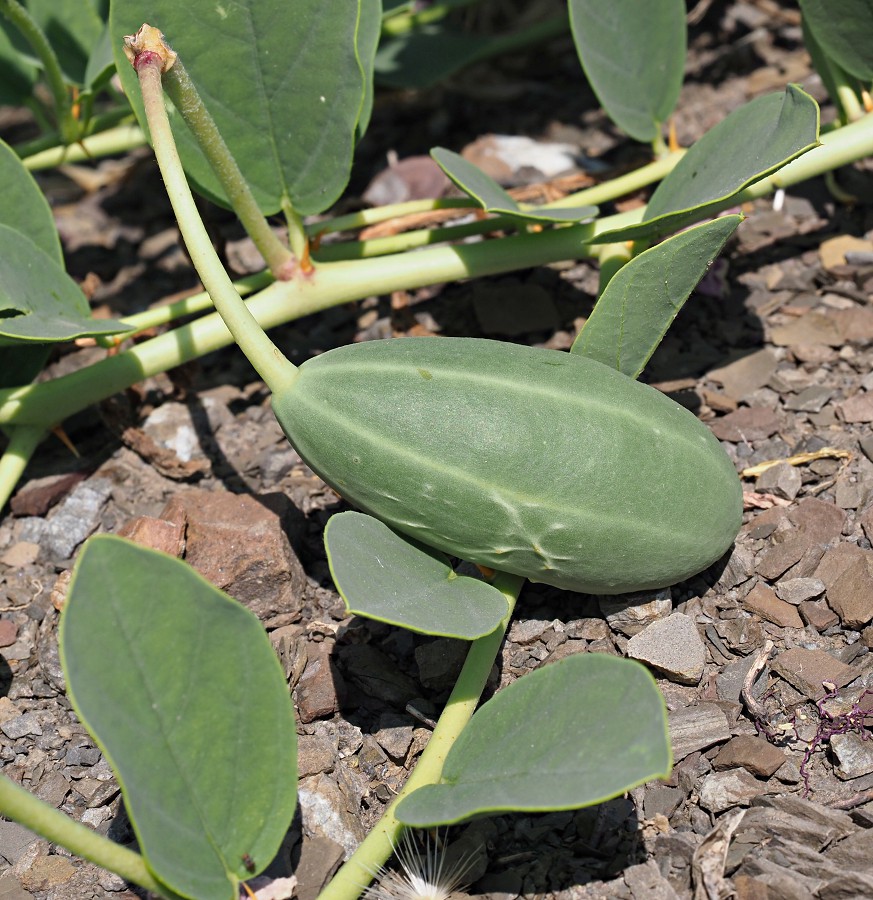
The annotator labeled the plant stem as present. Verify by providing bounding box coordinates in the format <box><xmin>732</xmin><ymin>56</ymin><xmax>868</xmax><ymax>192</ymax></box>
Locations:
<box><xmin>0</xmin><ymin>0</ymin><xmax>77</xmax><ymax>145</ymax></box>
<box><xmin>129</xmin><ymin>37</ymin><xmax>298</xmax><ymax>395</ymax></box>
<box><xmin>317</xmin><ymin>573</ymin><xmax>524</xmax><ymax>900</ymax></box>
<box><xmin>0</xmin><ymin>426</ymin><xmax>46</xmax><ymax>501</ymax></box>
<box><xmin>381</xmin><ymin>0</ymin><xmax>483</xmax><ymax>35</ymax></box>
<box><xmin>0</xmin><ymin>774</ymin><xmax>172</xmax><ymax>898</ymax></box>
<box><xmin>161</xmin><ymin>54</ymin><xmax>296</xmax><ymax>280</ymax></box>
<box><xmin>22</xmin><ymin>123</ymin><xmax>146</xmax><ymax>170</ymax></box>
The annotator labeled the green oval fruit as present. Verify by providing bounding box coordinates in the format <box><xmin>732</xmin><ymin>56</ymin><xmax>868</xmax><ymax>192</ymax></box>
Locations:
<box><xmin>273</xmin><ymin>337</ymin><xmax>742</xmax><ymax>594</ymax></box>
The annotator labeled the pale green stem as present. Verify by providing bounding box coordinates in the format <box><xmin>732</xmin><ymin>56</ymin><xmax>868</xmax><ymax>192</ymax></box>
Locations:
<box><xmin>0</xmin><ymin>0</ymin><xmax>76</xmax><ymax>145</ymax></box>
<box><xmin>23</xmin><ymin>124</ymin><xmax>147</xmax><ymax>170</ymax></box>
<box><xmin>596</xmin><ymin>242</ymin><xmax>633</xmax><ymax>295</ymax></box>
<box><xmin>282</xmin><ymin>198</ymin><xmax>308</xmax><ymax>263</ymax></box>
<box><xmin>317</xmin><ymin>573</ymin><xmax>524</xmax><ymax>900</ymax></box>
<box><xmin>381</xmin><ymin>0</ymin><xmax>482</xmax><ymax>35</ymax></box>
<box><xmin>309</xmin><ymin>199</ymin><xmax>476</xmax><ymax>238</ymax></box>
<box><xmin>0</xmin><ymin>775</ymin><xmax>172</xmax><ymax>898</ymax></box>
<box><xmin>133</xmin><ymin>51</ymin><xmax>297</xmax><ymax>395</ymax></box>
<box><xmin>161</xmin><ymin>55</ymin><xmax>296</xmax><ymax>280</ymax></box>
<box><xmin>93</xmin><ymin>272</ymin><xmax>271</xmax><ymax>347</ymax></box>
<box><xmin>0</xmin><ymin>425</ymin><xmax>46</xmax><ymax>500</ymax></box>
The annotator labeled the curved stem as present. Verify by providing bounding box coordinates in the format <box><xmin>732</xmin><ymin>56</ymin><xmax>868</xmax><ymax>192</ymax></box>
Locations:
<box><xmin>0</xmin><ymin>775</ymin><xmax>174</xmax><ymax>898</ymax></box>
<box><xmin>131</xmin><ymin>43</ymin><xmax>298</xmax><ymax>395</ymax></box>
<box><xmin>0</xmin><ymin>0</ymin><xmax>77</xmax><ymax>145</ymax></box>
<box><xmin>317</xmin><ymin>573</ymin><xmax>524</xmax><ymax>900</ymax></box>
<box><xmin>0</xmin><ymin>425</ymin><xmax>45</xmax><ymax>512</ymax></box>
<box><xmin>161</xmin><ymin>55</ymin><xmax>296</xmax><ymax>280</ymax></box>
<box><xmin>22</xmin><ymin>123</ymin><xmax>146</xmax><ymax>170</ymax></box>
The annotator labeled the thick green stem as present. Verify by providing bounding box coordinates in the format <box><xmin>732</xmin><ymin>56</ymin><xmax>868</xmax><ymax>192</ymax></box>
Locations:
<box><xmin>317</xmin><ymin>573</ymin><xmax>524</xmax><ymax>900</ymax></box>
<box><xmin>0</xmin><ymin>0</ymin><xmax>77</xmax><ymax>144</ymax></box>
<box><xmin>0</xmin><ymin>775</ymin><xmax>171</xmax><ymax>897</ymax></box>
<box><xmin>130</xmin><ymin>41</ymin><xmax>297</xmax><ymax>395</ymax></box>
<box><xmin>0</xmin><ymin>425</ymin><xmax>45</xmax><ymax>507</ymax></box>
<box><xmin>161</xmin><ymin>55</ymin><xmax>296</xmax><ymax>280</ymax></box>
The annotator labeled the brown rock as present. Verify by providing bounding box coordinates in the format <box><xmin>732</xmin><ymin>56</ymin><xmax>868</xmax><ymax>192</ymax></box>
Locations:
<box><xmin>815</xmin><ymin>543</ymin><xmax>869</xmax><ymax>588</ymax></box>
<box><xmin>9</xmin><ymin>471</ymin><xmax>86</xmax><ymax>517</ymax></box>
<box><xmin>698</xmin><ymin>768</ymin><xmax>764</xmax><ymax>813</ymax></box>
<box><xmin>0</xmin><ymin>619</ymin><xmax>18</xmax><ymax>649</ymax></box>
<box><xmin>296</xmin><ymin>643</ymin><xmax>344</xmax><ymax>724</ymax></box>
<box><xmin>790</xmin><ymin>497</ymin><xmax>846</xmax><ymax>540</ymax></box>
<box><xmin>709</xmin><ymin>407</ymin><xmax>781</xmax><ymax>442</ymax></box>
<box><xmin>166</xmin><ymin>489</ymin><xmax>306</xmax><ymax>620</ymax></box>
<box><xmin>668</xmin><ymin>703</ymin><xmax>731</xmax><ymax>761</ymax></box>
<box><xmin>0</xmin><ymin>542</ymin><xmax>40</xmax><ymax>568</ymax></box>
<box><xmin>839</xmin><ymin>392</ymin><xmax>873</xmax><ymax>423</ymax></box>
<box><xmin>707</xmin><ymin>350</ymin><xmax>779</xmax><ymax>402</ymax></box>
<box><xmin>743</xmin><ymin>583</ymin><xmax>803</xmax><ymax>628</ymax></box>
<box><xmin>827</xmin><ymin>555</ymin><xmax>873</xmax><ymax>629</ymax></box>
<box><xmin>799</xmin><ymin>599</ymin><xmax>839</xmax><ymax>631</ymax></box>
<box><xmin>771</xmin><ymin>647</ymin><xmax>855</xmax><ymax>700</ymax></box>
<box><xmin>297</xmin><ymin>734</ymin><xmax>336</xmax><ymax>777</ymax></box>
<box><xmin>820</xmin><ymin>234</ymin><xmax>873</xmax><ymax>269</ymax></box>
<box><xmin>117</xmin><ymin>515</ymin><xmax>186</xmax><ymax>558</ymax></box>
<box><xmin>712</xmin><ymin>735</ymin><xmax>786</xmax><ymax>777</ymax></box>
<box><xmin>769</xmin><ymin>310</ymin><xmax>843</xmax><ymax>346</ymax></box>
<box><xmin>756</xmin><ymin>534</ymin><xmax>813</xmax><ymax>580</ymax></box>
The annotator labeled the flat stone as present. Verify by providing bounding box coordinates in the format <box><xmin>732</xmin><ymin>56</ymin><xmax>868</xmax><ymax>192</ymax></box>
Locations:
<box><xmin>783</xmin><ymin>385</ymin><xmax>834</xmax><ymax>413</ymax></box>
<box><xmin>374</xmin><ymin>716</ymin><xmax>414</xmax><ymax>762</ymax></box>
<box><xmin>835</xmin><ymin>476</ymin><xmax>870</xmax><ymax>510</ymax></box>
<box><xmin>116</xmin><ymin>515</ymin><xmax>185</xmax><ymax>558</ymax></box>
<box><xmin>791</xmin><ymin>497</ymin><xmax>847</xmax><ymax>539</ymax></box>
<box><xmin>831</xmin><ymin>732</ymin><xmax>873</xmax><ymax>780</ymax></box>
<box><xmin>598</xmin><ymin>589</ymin><xmax>672</xmax><ymax>636</ymax></box>
<box><xmin>293</xmin><ymin>834</ymin><xmax>345</xmax><ymax>900</ymax></box>
<box><xmin>840</xmin><ymin>392</ymin><xmax>873</xmax><ymax>423</ymax></box>
<box><xmin>643</xmin><ymin>784</ymin><xmax>684</xmax><ymax>820</ymax></box>
<box><xmin>297</xmin><ymin>734</ymin><xmax>336</xmax><ymax>778</ymax></box>
<box><xmin>0</xmin><ymin>619</ymin><xmax>18</xmax><ymax>649</ymax></box>
<box><xmin>343</xmin><ymin>644</ymin><xmax>419</xmax><ymax>706</ymax></box>
<box><xmin>769</xmin><ymin>310</ymin><xmax>843</xmax><ymax>346</ymax></box>
<box><xmin>1</xmin><ymin>714</ymin><xmax>42</xmax><ymax>739</ymax></box>
<box><xmin>771</xmin><ymin>648</ymin><xmax>855</xmax><ymax>700</ymax></box>
<box><xmin>819</xmin><ymin>872</ymin><xmax>873</xmax><ymax>900</ymax></box>
<box><xmin>668</xmin><ymin>703</ymin><xmax>731</xmax><ymax>761</ymax></box>
<box><xmin>799</xmin><ymin>599</ymin><xmax>839</xmax><ymax>631</ymax></box>
<box><xmin>295</xmin><ymin>643</ymin><xmax>344</xmax><ymax>724</ymax></box>
<box><xmin>9</xmin><ymin>471</ymin><xmax>87</xmax><ymax>517</ymax></box>
<box><xmin>755</xmin><ymin>462</ymin><xmax>802</xmax><ymax>501</ymax></box>
<box><xmin>415</xmin><ymin>638</ymin><xmax>468</xmax><ymax>691</ymax></box>
<box><xmin>717</xmin><ymin>655</ymin><xmax>760</xmax><ymax>702</ymax></box>
<box><xmin>626</xmin><ymin>613</ymin><xmax>705</xmax><ymax>685</ymax></box>
<box><xmin>17</xmin><ymin>854</ymin><xmax>76</xmax><ymax>892</ymax></box>
<box><xmin>713</xmin><ymin>735</ymin><xmax>787</xmax><ymax>777</ymax></box>
<box><xmin>0</xmin><ymin>543</ymin><xmax>39</xmax><ymax>569</ymax></box>
<box><xmin>623</xmin><ymin>860</ymin><xmax>680</xmax><ymax>899</ymax></box>
<box><xmin>775</xmin><ymin>578</ymin><xmax>825</xmax><ymax>605</ymax></box>
<box><xmin>815</xmin><ymin>543</ymin><xmax>870</xmax><ymax>588</ymax></box>
<box><xmin>708</xmin><ymin>350</ymin><xmax>779</xmax><ymax>402</ymax></box>
<box><xmin>0</xmin><ymin>821</ymin><xmax>39</xmax><ymax>866</ymax></box>
<box><xmin>164</xmin><ymin>489</ymin><xmax>306</xmax><ymax>620</ymax></box>
<box><xmin>297</xmin><ymin>774</ymin><xmax>365</xmax><ymax>860</ymax></box>
<box><xmin>33</xmin><ymin>773</ymin><xmax>68</xmax><ymax>808</ymax></box>
<box><xmin>709</xmin><ymin>407</ymin><xmax>781</xmax><ymax>442</ymax></box>
<box><xmin>699</xmin><ymin>769</ymin><xmax>765</xmax><ymax>813</ymax></box>
<box><xmin>828</xmin><ymin>555</ymin><xmax>873</xmax><ymax>629</ymax></box>
<box><xmin>743</xmin><ymin>583</ymin><xmax>803</xmax><ymax>627</ymax></box>
<box><xmin>42</xmin><ymin>478</ymin><xmax>112</xmax><ymax>559</ymax></box>
<box><xmin>820</xmin><ymin>234</ymin><xmax>873</xmax><ymax>270</ymax></box>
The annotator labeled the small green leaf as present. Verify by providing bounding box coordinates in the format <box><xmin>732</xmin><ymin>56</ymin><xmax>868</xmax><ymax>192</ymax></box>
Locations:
<box><xmin>83</xmin><ymin>23</ymin><xmax>115</xmax><ymax>92</ymax></box>
<box><xmin>569</xmin><ymin>0</ymin><xmax>686</xmax><ymax>142</ymax></box>
<box><xmin>356</xmin><ymin>0</ymin><xmax>382</xmax><ymax>141</ymax></box>
<box><xmin>800</xmin><ymin>0</ymin><xmax>873</xmax><ymax>81</ymax></box>
<box><xmin>596</xmin><ymin>85</ymin><xmax>820</xmax><ymax>243</ymax></box>
<box><xmin>22</xmin><ymin>0</ymin><xmax>105</xmax><ymax>86</ymax></box>
<box><xmin>431</xmin><ymin>148</ymin><xmax>596</xmax><ymax>224</ymax></box>
<box><xmin>397</xmin><ymin>654</ymin><xmax>671</xmax><ymax>826</ymax></box>
<box><xmin>0</xmin><ymin>137</ymin><xmax>61</xmax><ymax>262</ymax></box>
<box><xmin>572</xmin><ymin>216</ymin><xmax>742</xmax><ymax>377</ymax></box>
<box><xmin>60</xmin><ymin>536</ymin><xmax>297</xmax><ymax>900</ymax></box>
<box><xmin>325</xmin><ymin>511</ymin><xmax>508</xmax><ymax>639</ymax></box>
<box><xmin>111</xmin><ymin>0</ymin><xmax>367</xmax><ymax>216</ymax></box>
<box><xmin>0</xmin><ymin>225</ymin><xmax>130</xmax><ymax>344</ymax></box>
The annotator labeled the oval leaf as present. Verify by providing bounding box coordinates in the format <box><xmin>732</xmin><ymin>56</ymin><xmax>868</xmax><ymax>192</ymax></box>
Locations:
<box><xmin>0</xmin><ymin>138</ymin><xmax>61</xmax><ymax>262</ymax></box>
<box><xmin>596</xmin><ymin>85</ymin><xmax>820</xmax><ymax>244</ymax></box>
<box><xmin>396</xmin><ymin>653</ymin><xmax>671</xmax><ymax>826</ymax></box>
<box><xmin>325</xmin><ymin>511</ymin><xmax>508</xmax><ymax>639</ymax></box>
<box><xmin>431</xmin><ymin>147</ymin><xmax>596</xmax><ymax>224</ymax></box>
<box><xmin>572</xmin><ymin>215</ymin><xmax>742</xmax><ymax>377</ymax></box>
<box><xmin>60</xmin><ymin>535</ymin><xmax>297</xmax><ymax>900</ymax></box>
<box><xmin>0</xmin><ymin>225</ymin><xmax>130</xmax><ymax>343</ymax></box>
<box><xmin>800</xmin><ymin>0</ymin><xmax>873</xmax><ymax>81</ymax></box>
<box><xmin>111</xmin><ymin>0</ymin><xmax>368</xmax><ymax>216</ymax></box>
<box><xmin>569</xmin><ymin>0</ymin><xmax>686</xmax><ymax>142</ymax></box>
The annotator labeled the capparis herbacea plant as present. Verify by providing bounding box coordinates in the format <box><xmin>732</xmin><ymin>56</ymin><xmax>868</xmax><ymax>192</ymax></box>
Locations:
<box><xmin>0</xmin><ymin>1</ymin><xmax>872</xmax><ymax>898</ymax></box>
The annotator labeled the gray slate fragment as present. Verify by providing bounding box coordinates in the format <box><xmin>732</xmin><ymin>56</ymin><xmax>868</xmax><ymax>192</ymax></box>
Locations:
<box><xmin>775</xmin><ymin>578</ymin><xmax>825</xmax><ymax>605</ymax></box>
<box><xmin>755</xmin><ymin>461</ymin><xmax>802</xmax><ymax>501</ymax></box>
<box><xmin>668</xmin><ymin>703</ymin><xmax>731</xmax><ymax>761</ymax></box>
<box><xmin>627</xmin><ymin>612</ymin><xmax>705</xmax><ymax>684</ymax></box>
<box><xmin>598</xmin><ymin>589</ymin><xmax>671</xmax><ymax>637</ymax></box>
<box><xmin>830</xmin><ymin>732</ymin><xmax>873</xmax><ymax>780</ymax></box>
<box><xmin>819</xmin><ymin>872</ymin><xmax>873</xmax><ymax>899</ymax></box>
<box><xmin>698</xmin><ymin>769</ymin><xmax>764</xmax><ymax>813</ymax></box>
<box><xmin>1</xmin><ymin>713</ymin><xmax>42</xmax><ymax>739</ymax></box>
<box><xmin>0</xmin><ymin>822</ymin><xmax>39</xmax><ymax>866</ymax></box>
<box><xmin>42</xmin><ymin>478</ymin><xmax>112</xmax><ymax>559</ymax></box>
<box><xmin>623</xmin><ymin>860</ymin><xmax>679</xmax><ymax>899</ymax></box>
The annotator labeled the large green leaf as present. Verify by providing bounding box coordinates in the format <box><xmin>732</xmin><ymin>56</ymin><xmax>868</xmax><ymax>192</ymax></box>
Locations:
<box><xmin>396</xmin><ymin>654</ymin><xmax>670</xmax><ymax>825</ymax></box>
<box><xmin>572</xmin><ymin>216</ymin><xmax>742</xmax><ymax>377</ymax></box>
<box><xmin>800</xmin><ymin>0</ymin><xmax>873</xmax><ymax>81</ymax></box>
<box><xmin>0</xmin><ymin>137</ymin><xmax>61</xmax><ymax>262</ymax></box>
<box><xmin>111</xmin><ymin>0</ymin><xmax>367</xmax><ymax>216</ymax></box>
<box><xmin>431</xmin><ymin>147</ymin><xmax>597</xmax><ymax>224</ymax></box>
<box><xmin>596</xmin><ymin>85</ymin><xmax>820</xmax><ymax>244</ymax></box>
<box><xmin>0</xmin><ymin>225</ymin><xmax>130</xmax><ymax>344</ymax></box>
<box><xmin>325</xmin><ymin>511</ymin><xmax>509</xmax><ymax>639</ymax></box>
<box><xmin>60</xmin><ymin>536</ymin><xmax>297</xmax><ymax>900</ymax></box>
<box><xmin>569</xmin><ymin>0</ymin><xmax>686</xmax><ymax>143</ymax></box>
